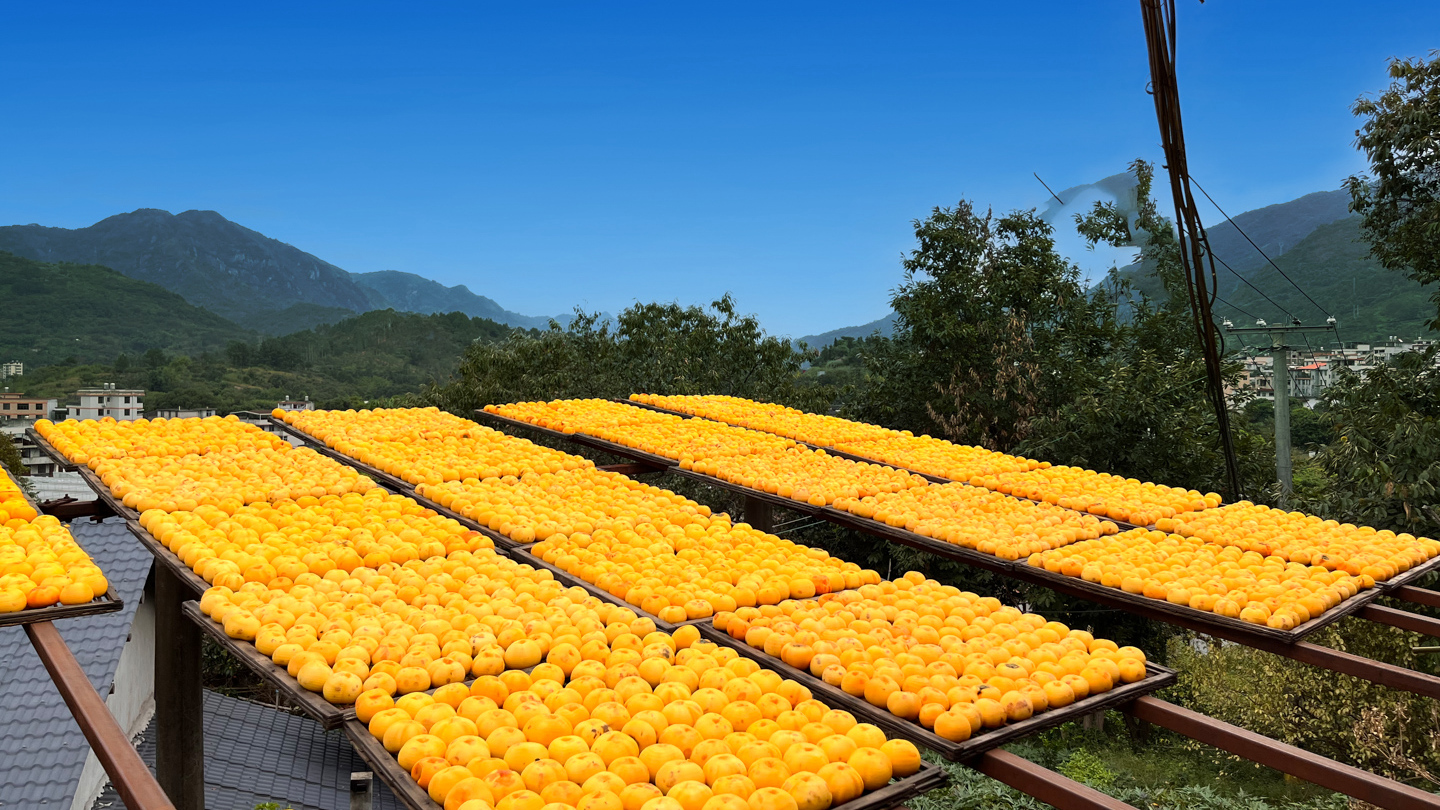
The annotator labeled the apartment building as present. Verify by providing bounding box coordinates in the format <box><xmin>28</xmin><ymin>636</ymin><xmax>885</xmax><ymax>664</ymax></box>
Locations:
<box><xmin>72</xmin><ymin>384</ymin><xmax>145</xmax><ymax>421</ymax></box>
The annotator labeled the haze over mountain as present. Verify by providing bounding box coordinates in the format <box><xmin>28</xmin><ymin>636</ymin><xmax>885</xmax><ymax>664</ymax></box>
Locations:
<box><xmin>0</xmin><ymin>209</ymin><xmax>553</xmax><ymax>334</ymax></box>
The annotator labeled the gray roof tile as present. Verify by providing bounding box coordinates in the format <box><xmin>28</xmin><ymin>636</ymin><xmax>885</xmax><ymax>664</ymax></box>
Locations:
<box><xmin>95</xmin><ymin>691</ymin><xmax>402</xmax><ymax>810</ymax></box>
<box><xmin>0</xmin><ymin>519</ymin><xmax>153</xmax><ymax>809</ymax></box>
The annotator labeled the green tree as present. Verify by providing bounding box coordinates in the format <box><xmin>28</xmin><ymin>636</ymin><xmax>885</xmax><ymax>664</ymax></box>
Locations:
<box><xmin>422</xmin><ymin>296</ymin><xmax>824</xmax><ymax>415</ymax></box>
<box><xmin>1018</xmin><ymin>161</ymin><xmax>1272</xmax><ymax>499</ymax></box>
<box><xmin>851</xmin><ymin>202</ymin><xmax>1111</xmax><ymax>450</ymax></box>
<box><xmin>1346</xmin><ymin>52</ymin><xmax>1440</xmax><ymax>328</ymax></box>
<box><xmin>0</xmin><ymin>436</ymin><xmax>27</xmax><ymax>485</ymax></box>
<box><xmin>1298</xmin><ymin>346</ymin><xmax>1440</xmax><ymax>537</ymax></box>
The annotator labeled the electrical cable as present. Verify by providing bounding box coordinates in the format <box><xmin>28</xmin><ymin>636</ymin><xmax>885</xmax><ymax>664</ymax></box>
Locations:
<box><xmin>1191</xmin><ymin>177</ymin><xmax>1333</xmax><ymax>319</ymax></box>
<box><xmin>1212</xmin><ymin>294</ymin><xmax>1260</xmax><ymax>322</ymax></box>
<box><xmin>1140</xmin><ymin>0</ymin><xmax>1243</xmax><ymax>500</ymax></box>
<box><xmin>1209</xmin><ymin>251</ymin><xmax>1299</xmax><ymax>323</ymax></box>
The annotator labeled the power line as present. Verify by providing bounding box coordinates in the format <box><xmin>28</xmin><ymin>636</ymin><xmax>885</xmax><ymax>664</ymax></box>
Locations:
<box><xmin>1209</xmin><ymin>250</ymin><xmax>1299</xmax><ymax>323</ymax></box>
<box><xmin>1141</xmin><ymin>0</ymin><xmax>1242</xmax><ymax>500</ymax></box>
<box><xmin>1190</xmin><ymin>177</ymin><xmax>1332</xmax><ymax>319</ymax></box>
<box><xmin>1212</xmin><ymin>294</ymin><xmax>1260</xmax><ymax>322</ymax></box>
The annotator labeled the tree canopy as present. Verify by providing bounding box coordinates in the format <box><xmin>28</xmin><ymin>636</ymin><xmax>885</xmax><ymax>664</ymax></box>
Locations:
<box><xmin>1347</xmin><ymin>51</ymin><xmax>1440</xmax><ymax>328</ymax></box>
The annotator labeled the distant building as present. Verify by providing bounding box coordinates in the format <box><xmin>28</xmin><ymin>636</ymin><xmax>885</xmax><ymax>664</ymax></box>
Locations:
<box><xmin>0</xmin><ymin>391</ymin><xmax>54</xmax><ymax>421</ymax></box>
<box><xmin>1231</xmin><ymin>337</ymin><xmax>1440</xmax><ymax>404</ymax></box>
<box><xmin>232</xmin><ymin>410</ymin><xmax>300</xmax><ymax>444</ymax></box>
<box><xmin>147</xmin><ymin>407</ymin><xmax>217</xmax><ymax>419</ymax></box>
<box><xmin>1</xmin><ymin>425</ymin><xmax>59</xmax><ymax>477</ymax></box>
<box><xmin>276</xmin><ymin>397</ymin><xmax>315</xmax><ymax>412</ymax></box>
<box><xmin>72</xmin><ymin>384</ymin><xmax>145</xmax><ymax>421</ymax></box>
<box><xmin>0</xmin><ymin>361</ymin><xmax>21</xmax><ymax>379</ymax></box>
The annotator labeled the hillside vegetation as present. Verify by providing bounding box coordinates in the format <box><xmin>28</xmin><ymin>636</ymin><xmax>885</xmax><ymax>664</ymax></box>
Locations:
<box><xmin>15</xmin><ymin>308</ymin><xmax>524</xmax><ymax>413</ymax></box>
<box><xmin>0</xmin><ymin>251</ymin><xmax>247</xmax><ymax>365</ymax></box>
<box><xmin>1212</xmin><ymin>217</ymin><xmax>1433</xmax><ymax>345</ymax></box>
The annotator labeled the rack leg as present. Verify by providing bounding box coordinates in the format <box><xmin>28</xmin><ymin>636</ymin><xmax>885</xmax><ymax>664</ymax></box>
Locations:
<box><xmin>155</xmin><ymin>565</ymin><xmax>204</xmax><ymax>810</ymax></box>
<box><xmin>744</xmin><ymin>497</ymin><xmax>773</xmax><ymax>533</ymax></box>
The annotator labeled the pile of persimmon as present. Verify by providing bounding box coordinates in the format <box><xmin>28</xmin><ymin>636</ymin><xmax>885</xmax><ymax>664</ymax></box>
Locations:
<box><xmin>620</xmin><ymin>396</ymin><xmax>1223</xmax><ymax>526</ymax></box>
<box><xmin>714</xmin><ymin>572</ymin><xmax>1147</xmax><ymax>742</ymax></box>
<box><xmin>417</xmin><ymin>468</ymin><xmax>716</xmax><ymax>546</ymax></box>
<box><xmin>630</xmin><ymin>394</ymin><xmax>894</xmax><ymax>446</ymax></box>
<box><xmin>36</xmin><ymin>415</ymin><xmax>290</xmax><ymax>465</ymax></box>
<box><xmin>626</xmin><ymin>396</ymin><xmax>1037</xmax><ymax>481</ymax></box>
<box><xmin>491</xmin><ymin>400</ymin><xmax>799</xmax><ymax>461</ymax></box>
<box><xmin>1</xmin><ymin>468</ymin><xmax>38</xmax><ymax>524</ymax></box>
<box><xmin>487</xmin><ymin>399</ymin><xmax>677</xmax><ymax>437</ymax></box>
<box><xmin>1157</xmin><ymin>502</ymin><xmax>1439</xmax><ymax>583</ymax></box>
<box><xmin>279</xmin><ymin>407</ymin><xmax>591</xmax><ymax>486</ymax></box>
<box><xmin>193</xmin><ymin>545</ymin><xmax>662</xmax><ymax>703</ymax></box>
<box><xmin>696</xmin><ymin>450</ymin><xmax>926</xmax><ymax>509</ymax></box>
<box><xmin>358</xmin><ymin>629</ymin><xmax>926</xmax><ymax>810</ymax></box>
<box><xmin>831</xmin><ymin>483</ymin><xmax>1118</xmax><ymax>560</ymax></box>
<box><xmin>530</xmin><ymin>517</ymin><xmax>880</xmax><ymax>624</ymax></box>
<box><xmin>140</xmin><ymin>489</ymin><xmax>488</xmax><ymax>589</ymax></box>
<box><xmin>93</xmin><ymin>447</ymin><xmax>376</xmax><ymax>513</ymax></box>
<box><xmin>1028</xmin><ymin>528</ymin><xmax>1374</xmax><ymax>630</ymax></box>
<box><xmin>832</xmin><ymin>435</ymin><xmax>1037</xmax><ymax>480</ymax></box>
<box><xmin>0</xmin><ymin>511</ymin><xmax>110</xmax><ymax>613</ymax></box>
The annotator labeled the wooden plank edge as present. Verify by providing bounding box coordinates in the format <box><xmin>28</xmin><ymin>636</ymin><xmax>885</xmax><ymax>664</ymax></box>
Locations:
<box><xmin>181</xmin><ymin>600</ymin><xmax>353</xmax><ymax>730</ymax></box>
<box><xmin>343</xmin><ymin>720</ymin><xmax>438</xmax><ymax>810</ymax></box>
<box><xmin>0</xmin><ymin>593</ymin><xmax>123</xmax><ymax>628</ymax></box>
<box><xmin>24</xmin><ymin>427</ymin><xmax>79</xmax><ymax>471</ymax></box>
<box><xmin>123</xmin><ymin>519</ymin><xmax>211</xmax><ymax>596</ymax></box>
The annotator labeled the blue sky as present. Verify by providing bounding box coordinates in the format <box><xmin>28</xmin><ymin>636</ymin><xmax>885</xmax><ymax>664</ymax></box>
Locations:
<box><xmin>2</xmin><ymin>2</ymin><xmax>1434</xmax><ymax>337</ymax></box>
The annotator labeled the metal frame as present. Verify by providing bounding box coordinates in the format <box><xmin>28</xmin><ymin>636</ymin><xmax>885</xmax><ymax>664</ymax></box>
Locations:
<box><xmin>27</xmin><ymin>620</ymin><xmax>177</xmax><ymax>810</ymax></box>
<box><xmin>1126</xmin><ymin>697</ymin><xmax>1440</xmax><ymax>810</ymax></box>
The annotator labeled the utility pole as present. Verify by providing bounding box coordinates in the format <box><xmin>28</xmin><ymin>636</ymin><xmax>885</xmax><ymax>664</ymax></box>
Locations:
<box><xmin>1225</xmin><ymin>318</ymin><xmax>1336</xmax><ymax>507</ymax></box>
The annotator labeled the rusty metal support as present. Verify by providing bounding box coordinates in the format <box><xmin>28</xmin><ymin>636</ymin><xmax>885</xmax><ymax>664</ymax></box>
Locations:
<box><xmin>1394</xmin><ymin>586</ymin><xmax>1440</xmax><ymax>610</ymax></box>
<box><xmin>40</xmin><ymin>496</ymin><xmax>115</xmax><ymax>521</ymax></box>
<box><xmin>154</xmin><ymin>565</ymin><xmax>204</xmax><ymax>810</ymax></box>
<box><xmin>1361</xmin><ymin>604</ymin><xmax>1440</xmax><ymax>639</ymax></box>
<box><xmin>26</xmin><ymin>621</ymin><xmax>176</xmax><ymax>810</ymax></box>
<box><xmin>744</xmin><ymin>497</ymin><xmax>773</xmax><ymax>533</ymax></box>
<box><xmin>1127</xmin><ymin>697</ymin><xmax>1440</xmax><ymax>810</ymax></box>
<box><xmin>975</xmin><ymin>750</ymin><xmax>1137</xmax><ymax>809</ymax></box>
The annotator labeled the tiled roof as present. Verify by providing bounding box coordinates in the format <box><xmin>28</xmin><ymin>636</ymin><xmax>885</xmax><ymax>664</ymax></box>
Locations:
<box><xmin>0</xmin><ymin>519</ymin><xmax>153</xmax><ymax>808</ymax></box>
<box><xmin>27</xmin><ymin>472</ymin><xmax>98</xmax><ymax>503</ymax></box>
<box><xmin>94</xmin><ymin>691</ymin><xmax>402</xmax><ymax>810</ymax></box>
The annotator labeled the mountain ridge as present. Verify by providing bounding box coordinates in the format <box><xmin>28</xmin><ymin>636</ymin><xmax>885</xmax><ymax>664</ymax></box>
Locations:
<box><xmin>0</xmin><ymin>209</ymin><xmax>553</xmax><ymax>334</ymax></box>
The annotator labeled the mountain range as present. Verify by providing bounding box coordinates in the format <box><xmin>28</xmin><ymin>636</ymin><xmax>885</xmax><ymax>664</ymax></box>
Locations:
<box><xmin>2</xmin><ymin>187</ymin><xmax>1433</xmax><ymax>362</ymax></box>
<box><xmin>0</xmin><ymin>209</ymin><xmax>555</xmax><ymax>334</ymax></box>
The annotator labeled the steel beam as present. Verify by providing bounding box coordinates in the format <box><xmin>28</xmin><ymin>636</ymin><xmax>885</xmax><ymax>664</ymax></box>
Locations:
<box><xmin>1361</xmin><ymin>604</ymin><xmax>1440</xmax><ymax>640</ymax></box>
<box><xmin>1127</xmin><ymin>698</ymin><xmax>1440</xmax><ymax>810</ymax></box>
<box><xmin>975</xmin><ymin>750</ymin><xmax>1137</xmax><ymax>810</ymax></box>
<box><xmin>1394</xmin><ymin>586</ymin><xmax>1440</xmax><ymax>610</ymax></box>
<box><xmin>26</xmin><ymin>621</ymin><xmax>176</xmax><ymax>810</ymax></box>
<box><xmin>744</xmin><ymin>497</ymin><xmax>774</xmax><ymax>533</ymax></box>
